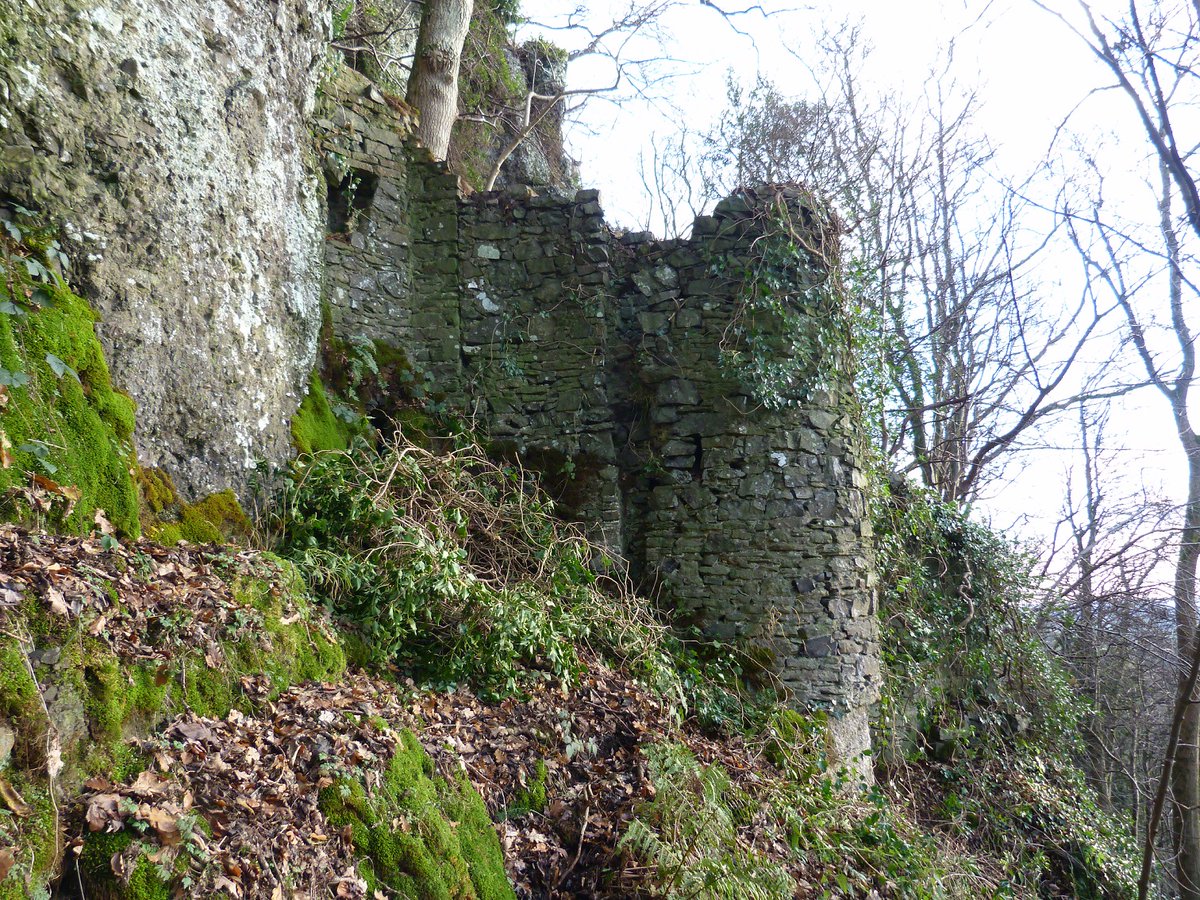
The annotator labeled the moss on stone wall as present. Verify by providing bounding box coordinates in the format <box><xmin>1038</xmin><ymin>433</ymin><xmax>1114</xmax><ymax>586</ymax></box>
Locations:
<box><xmin>0</xmin><ymin>239</ymin><xmax>139</xmax><ymax>536</ymax></box>
<box><xmin>319</xmin><ymin>729</ymin><xmax>515</xmax><ymax>900</ymax></box>
<box><xmin>291</xmin><ymin>370</ymin><xmax>360</xmax><ymax>455</ymax></box>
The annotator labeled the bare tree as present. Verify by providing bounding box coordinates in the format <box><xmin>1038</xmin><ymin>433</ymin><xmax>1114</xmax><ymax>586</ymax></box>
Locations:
<box><xmin>1032</xmin><ymin>1</ymin><xmax>1200</xmax><ymax>894</ymax></box>
<box><xmin>1041</xmin><ymin>402</ymin><xmax>1177</xmax><ymax>844</ymax></box>
<box><xmin>643</xmin><ymin>28</ymin><xmax>1112</xmax><ymax>505</ymax></box>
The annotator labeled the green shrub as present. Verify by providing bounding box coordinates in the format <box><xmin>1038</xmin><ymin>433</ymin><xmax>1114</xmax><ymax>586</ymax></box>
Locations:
<box><xmin>874</xmin><ymin>481</ymin><xmax>1138</xmax><ymax>897</ymax></box>
<box><xmin>275</xmin><ymin>432</ymin><xmax>679</xmax><ymax>698</ymax></box>
<box><xmin>620</xmin><ymin>742</ymin><xmax>794</xmax><ymax>900</ymax></box>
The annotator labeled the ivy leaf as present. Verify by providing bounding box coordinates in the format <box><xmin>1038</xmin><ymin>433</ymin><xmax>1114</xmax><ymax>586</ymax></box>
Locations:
<box><xmin>45</xmin><ymin>353</ymin><xmax>80</xmax><ymax>382</ymax></box>
<box><xmin>2</xmin><ymin>220</ymin><xmax>21</xmax><ymax>242</ymax></box>
<box><xmin>18</xmin><ymin>441</ymin><xmax>57</xmax><ymax>475</ymax></box>
<box><xmin>29</xmin><ymin>287</ymin><xmax>52</xmax><ymax>308</ymax></box>
<box><xmin>0</xmin><ymin>369</ymin><xmax>29</xmax><ymax>388</ymax></box>
<box><xmin>0</xmin><ymin>300</ymin><xmax>25</xmax><ymax>317</ymax></box>
<box><xmin>24</xmin><ymin>257</ymin><xmax>49</xmax><ymax>281</ymax></box>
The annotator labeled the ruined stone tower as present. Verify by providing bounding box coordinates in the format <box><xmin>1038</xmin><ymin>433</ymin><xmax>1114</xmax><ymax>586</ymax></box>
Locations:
<box><xmin>316</xmin><ymin>72</ymin><xmax>880</xmax><ymax>765</ymax></box>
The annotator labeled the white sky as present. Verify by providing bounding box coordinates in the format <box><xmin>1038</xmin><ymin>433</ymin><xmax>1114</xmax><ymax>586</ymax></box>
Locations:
<box><xmin>518</xmin><ymin>0</ymin><xmax>1192</xmax><ymax>555</ymax></box>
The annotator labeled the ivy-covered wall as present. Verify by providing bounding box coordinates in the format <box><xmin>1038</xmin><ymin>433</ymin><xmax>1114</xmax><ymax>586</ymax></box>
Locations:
<box><xmin>317</xmin><ymin>76</ymin><xmax>880</xmax><ymax>766</ymax></box>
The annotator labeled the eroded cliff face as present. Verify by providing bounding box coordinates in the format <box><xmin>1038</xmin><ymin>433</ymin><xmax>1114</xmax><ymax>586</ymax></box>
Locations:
<box><xmin>0</xmin><ymin>0</ymin><xmax>328</xmax><ymax>497</ymax></box>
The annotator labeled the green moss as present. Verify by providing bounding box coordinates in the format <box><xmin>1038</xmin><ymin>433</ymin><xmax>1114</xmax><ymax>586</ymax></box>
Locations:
<box><xmin>319</xmin><ymin>729</ymin><xmax>515</xmax><ymax>900</ymax></box>
<box><xmin>231</xmin><ymin>574</ymin><xmax>346</xmax><ymax>695</ymax></box>
<box><xmin>442</xmin><ymin>771</ymin><xmax>515</xmax><ymax>900</ymax></box>
<box><xmin>82</xmin><ymin>641</ymin><xmax>170</xmax><ymax>747</ymax></box>
<box><xmin>291</xmin><ymin>370</ymin><xmax>357</xmax><ymax>455</ymax></box>
<box><xmin>0</xmin><ymin>638</ymin><xmax>38</xmax><ymax>722</ymax></box>
<box><xmin>507</xmin><ymin>759</ymin><xmax>547</xmax><ymax>818</ymax></box>
<box><xmin>135</xmin><ymin>467</ymin><xmax>175</xmax><ymax>517</ymax></box>
<box><xmin>0</xmin><ymin>264</ymin><xmax>140</xmax><ymax>536</ymax></box>
<box><xmin>0</xmin><ymin>776</ymin><xmax>58</xmax><ymax>900</ymax></box>
<box><xmin>140</xmin><ymin>468</ymin><xmax>252</xmax><ymax>545</ymax></box>
<box><xmin>78</xmin><ymin>831</ymin><xmax>170</xmax><ymax>900</ymax></box>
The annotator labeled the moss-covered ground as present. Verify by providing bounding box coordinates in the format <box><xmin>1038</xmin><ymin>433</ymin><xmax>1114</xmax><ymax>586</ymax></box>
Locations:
<box><xmin>320</xmin><ymin>729</ymin><xmax>515</xmax><ymax>900</ymax></box>
<box><xmin>0</xmin><ymin>537</ymin><xmax>356</xmax><ymax>898</ymax></box>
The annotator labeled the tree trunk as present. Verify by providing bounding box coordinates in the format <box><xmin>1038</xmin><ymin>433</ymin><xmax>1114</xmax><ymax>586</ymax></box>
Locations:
<box><xmin>406</xmin><ymin>0</ymin><xmax>474</xmax><ymax>161</ymax></box>
<box><xmin>1173</xmin><ymin>447</ymin><xmax>1200</xmax><ymax>898</ymax></box>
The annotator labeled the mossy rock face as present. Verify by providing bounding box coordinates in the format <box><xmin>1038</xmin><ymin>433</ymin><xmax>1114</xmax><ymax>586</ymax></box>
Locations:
<box><xmin>0</xmin><ymin>247</ymin><xmax>139</xmax><ymax>536</ymax></box>
<box><xmin>291</xmin><ymin>369</ymin><xmax>362</xmax><ymax>455</ymax></box>
<box><xmin>138</xmin><ymin>467</ymin><xmax>252</xmax><ymax>545</ymax></box>
<box><xmin>0</xmin><ymin>0</ymin><xmax>327</xmax><ymax>500</ymax></box>
<box><xmin>320</xmin><ymin>730</ymin><xmax>515</xmax><ymax>900</ymax></box>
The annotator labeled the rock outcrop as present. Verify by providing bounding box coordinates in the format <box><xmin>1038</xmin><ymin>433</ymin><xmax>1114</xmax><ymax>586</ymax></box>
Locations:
<box><xmin>0</xmin><ymin>0</ymin><xmax>328</xmax><ymax>498</ymax></box>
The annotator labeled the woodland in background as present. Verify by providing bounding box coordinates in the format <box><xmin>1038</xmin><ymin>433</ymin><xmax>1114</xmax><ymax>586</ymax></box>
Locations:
<box><xmin>627</xmin><ymin>2</ymin><xmax>1200</xmax><ymax>897</ymax></box>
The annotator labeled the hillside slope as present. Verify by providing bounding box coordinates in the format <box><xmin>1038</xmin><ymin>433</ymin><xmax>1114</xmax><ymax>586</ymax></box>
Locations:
<box><xmin>0</xmin><ymin>432</ymin><xmax>1139</xmax><ymax>899</ymax></box>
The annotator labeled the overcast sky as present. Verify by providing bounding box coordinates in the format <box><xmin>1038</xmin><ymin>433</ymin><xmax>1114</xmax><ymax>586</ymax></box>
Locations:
<box><xmin>517</xmin><ymin>0</ymin><xmax>1191</xmax><ymax>555</ymax></box>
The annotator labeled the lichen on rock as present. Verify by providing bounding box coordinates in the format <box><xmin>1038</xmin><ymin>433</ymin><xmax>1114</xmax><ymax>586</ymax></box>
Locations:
<box><xmin>0</xmin><ymin>0</ymin><xmax>329</xmax><ymax>500</ymax></box>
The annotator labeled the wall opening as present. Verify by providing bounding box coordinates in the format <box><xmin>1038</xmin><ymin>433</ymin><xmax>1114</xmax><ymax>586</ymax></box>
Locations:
<box><xmin>327</xmin><ymin>170</ymin><xmax>379</xmax><ymax>234</ymax></box>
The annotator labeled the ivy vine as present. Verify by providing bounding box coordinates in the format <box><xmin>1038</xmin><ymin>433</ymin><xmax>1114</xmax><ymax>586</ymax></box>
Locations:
<box><xmin>711</xmin><ymin>196</ymin><xmax>852</xmax><ymax>410</ymax></box>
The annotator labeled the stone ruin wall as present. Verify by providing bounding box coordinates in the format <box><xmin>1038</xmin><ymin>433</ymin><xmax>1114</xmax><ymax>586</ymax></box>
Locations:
<box><xmin>316</xmin><ymin>73</ymin><xmax>880</xmax><ymax>764</ymax></box>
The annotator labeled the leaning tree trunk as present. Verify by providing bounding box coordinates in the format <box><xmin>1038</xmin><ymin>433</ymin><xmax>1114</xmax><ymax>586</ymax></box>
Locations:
<box><xmin>1173</xmin><ymin>446</ymin><xmax>1200</xmax><ymax>899</ymax></box>
<box><xmin>406</xmin><ymin>0</ymin><xmax>474</xmax><ymax>160</ymax></box>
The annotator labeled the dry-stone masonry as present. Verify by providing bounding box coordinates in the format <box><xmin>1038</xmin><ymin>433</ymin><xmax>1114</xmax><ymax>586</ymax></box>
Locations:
<box><xmin>316</xmin><ymin>72</ymin><xmax>880</xmax><ymax>766</ymax></box>
<box><xmin>0</xmin><ymin>0</ymin><xmax>328</xmax><ymax>498</ymax></box>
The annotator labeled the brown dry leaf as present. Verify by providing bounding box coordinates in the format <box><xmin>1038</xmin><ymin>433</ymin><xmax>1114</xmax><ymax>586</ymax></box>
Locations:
<box><xmin>84</xmin><ymin>775</ymin><xmax>113</xmax><ymax>792</ymax></box>
<box><xmin>29</xmin><ymin>473</ymin><xmax>81</xmax><ymax>501</ymax></box>
<box><xmin>0</xmin><ymin>777</ymin><xmax>31</xmax><ymax>817</ymax></box>
<box><xmin>146</xmin><ymin>807</ymin><xmax>181</xmax><ymax>846</ymax></box>
<box><xmin>85</xmin><ymin>793</ymin><xmax>121</xmax><ymax>831</ymax></box>
<box><xmin>0</xmin><ymin>848</ymin><xmax>13</xmax><ymax>882</ymax></box>
<box><xmin>93</xmin><ymin>507</ymin><xmax>115</xmax><ymax>535</ymax></box>
<box><xmin>46</xmin><ymin>586</ymin><xmax>69</xmax><ymax>617</ymax></box>
<box><xmin>130</xmin><ymin>770</ymin><xmax>169</xmax><ymax>797</ymax></box>
<box><xmin>0</xmin><ymin>430</ymin><xmax>12</xmax><ymax>469</ymax></box>
<box><xmin>173</xmin><ymin>721</ymin><xmax>212</xmax><ymax>742</ymax></box>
